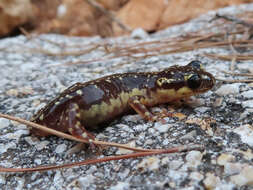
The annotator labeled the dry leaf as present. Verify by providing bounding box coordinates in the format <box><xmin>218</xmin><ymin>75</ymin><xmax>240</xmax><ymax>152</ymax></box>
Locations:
<box><xmin>113</xmin><ymin>0</ymin><xmax>166</xmax><ymax>35</ymax></box>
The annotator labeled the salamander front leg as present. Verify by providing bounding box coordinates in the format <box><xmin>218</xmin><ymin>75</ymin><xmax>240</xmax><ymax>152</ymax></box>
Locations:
<box><xmin>128</xmin><ymin>95</ymin><xmax>163</xmax><ymax>122</ymax></box>
<box><xmin>65</xmin><ymin>103</ymin><xmax>95</xmax><ymax>142</ymax></box>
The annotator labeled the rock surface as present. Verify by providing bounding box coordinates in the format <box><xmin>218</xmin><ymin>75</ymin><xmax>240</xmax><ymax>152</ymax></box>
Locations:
<box><xmin>0</xmin><ymin>3</ymin><xmax>253</xmax><ymax>190</ymax></box>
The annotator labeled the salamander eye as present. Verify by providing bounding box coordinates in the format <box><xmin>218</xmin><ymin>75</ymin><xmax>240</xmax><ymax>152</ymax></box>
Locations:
<box><xmin>188</xmin><ymin>60</ymin><xmax>202</xmax><ymax>70</ymax></box>
<box><xmin>187</xmin><ymin>74</ymin><xmax>201</xmax><ymax>89</ymax></box>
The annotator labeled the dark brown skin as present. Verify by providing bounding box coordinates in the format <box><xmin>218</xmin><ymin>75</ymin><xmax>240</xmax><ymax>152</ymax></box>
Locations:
<box><xmin>31</xmin><ymin>60</ymin><xmax>215</xmax><ymax>141</ymax></box>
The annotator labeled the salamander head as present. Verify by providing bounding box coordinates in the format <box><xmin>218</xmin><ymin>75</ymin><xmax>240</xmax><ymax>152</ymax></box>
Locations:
<box><xmin>156</xmin><ymin>60</ymin><xmax>215</xmax><ymax>98</ymax></box>
<box><xmin>30</xmin><ymin>97</ymin><xmax>69</xmax><ymax>136</ymax></box>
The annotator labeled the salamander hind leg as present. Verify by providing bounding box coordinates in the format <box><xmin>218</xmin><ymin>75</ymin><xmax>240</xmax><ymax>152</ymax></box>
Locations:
<box><xmin>128</xmin><ymin>95</ymin><xmax>162</xmax><ymax>122</ymax></box>
<box><xmin>65</xmin><ymin>103</ymin><xmax>95</xmax><ymax>142</ymax></box>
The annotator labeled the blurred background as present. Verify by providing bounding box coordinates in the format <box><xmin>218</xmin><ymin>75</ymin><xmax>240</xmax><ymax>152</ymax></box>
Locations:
<box><xmin>1</xmin><ymin>0</ymin><xmax>253</xmax><ymax>38</ymax></box>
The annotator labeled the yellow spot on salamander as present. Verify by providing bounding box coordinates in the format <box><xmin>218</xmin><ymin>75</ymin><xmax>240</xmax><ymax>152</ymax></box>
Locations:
<box><xmin>177</xmin><ymin>86</ymin><xmax>193</xmax><ymax>96</ymax></box>
<box><xmin>76</xmin><ymin>121</ymin><xmax>81</xmax><ymax>128</ymax></box>
<box><xmin>55</xmin><ymin>101</ymin><xmax>60</xmax><ymax>105</ymax></box>
<box><xmin>39</xmin><ymin>114</ymin><xmax>44</xmax><ymax>120</ymax></box>
<box><xmin>156</xmin><ymin>77</ymin><xmax>174</xmax><ymax>86</ymax></box>
<box><xmin>184</xmin><ymin>74</ymin><xmax>194</xmax><ymax>81</ymax></box>
<box><xmin>76</xmin><ymin>90</ymin><xmax>83</xmax><ymax>95</ymax></box>
<box><xmin>76</xmin><ymin>112</ymin><xmax>81</xmax><ymax>118</ymax></box>
<box><xmin>82</xmin><ymin>133</ymin><xmax>87</xmax><ymax>138</ymax></box>
<box><xmin>66</xmin><ymin>94</ymin><xmax>73</xmax><ymax>99</ymax></box>
<box><xmin>145</xmin><ymin>112</ymin><xmax>151</xmax><ymax>116</ymax></box>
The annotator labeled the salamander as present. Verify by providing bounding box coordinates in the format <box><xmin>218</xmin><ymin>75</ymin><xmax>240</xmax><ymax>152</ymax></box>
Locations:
<box><xmin>30</xmin><ymin>60</ymin><xmax>215</xmax><ymax>141</ymax></box>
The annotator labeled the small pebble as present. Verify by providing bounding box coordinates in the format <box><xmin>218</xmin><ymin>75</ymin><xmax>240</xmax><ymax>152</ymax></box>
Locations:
<box><xmin>78</xmin><ymin>175</ymin><xmax>96</xmax><ymax>189</ymax></box>
<box><xmin>215</xmin><ymin>83</ymin><xmax>240</xmax><ymax>96</ymax></box>
<box><xmin>35</xmin><ymin>140</ymin><xmax>50</xmax><ymax>151</ymax></box>
<box><xmin>185</xmin><ymin>151</ymin><xmax>203</xmax><ymax>168</ymax></box>
<box><xmin>116</xmin><ymin>141</ymin><xmax>135</xmax><ymax>154</ymax></box>
<box><xmin>180</xmin><ymin>130</ymin><xmax>197</xmax><ymax>141</ymax></box>
<box><xmin>131</xmin><ymin>28</ymin><xmax>149</xmax><ymax>39</ymax></box>
<box><xmin>0</xmin><ymin>175</ymin><xmax>6</xmax><ymax>184</ymax></box>
<box><xmin>136</xmin><ymin>157</ymin><xmax>160</xmax><ymax>171</ymax></box>
<box><xmin>203</xmin><ymin>173</ymin><xmax>220</xmax><ymax>190</ymax></box>
<box><xmin>194</xmin><ymin>107</ymin><xmax>209</xmax><ymax>113</ymax></box>
<box><xmin>217</xmin><ymin>153</ymin><xmax>235</xmax><ymax>166</ymax></box>
<box><xmin>242</xmin><ymin>100</ymin><xmax>253</xmax><ymax>108</ymax></box>
<box><xmin>224</xmin><ymin>163</ymin><xmax>245</xmax><ymax>176</ymax></box>
<box><xmin>55</xmin><ymin>144</ymin><xmax>67</xmax><ymax>154</ymax></box>
<box><xmin>230</xmin><ymin>166</ymin><xmax>253</xmax><ymax>186</ymax></box>
<box><xmin>109</xmin><ymin>182</ymin><xmax>130</xmax><ymax>190</ymax></box>
<box><xmin>34</xmin><ymin>159</ymin><xmax>42</xmax><ymax>165</ymax></box>
<box><xmin>169</xmin><ymin>160</ymin><xmax>183</xmax><ymax>170</ymax></box>
<box><xmin>155</xmin><ymin>123</ymin><xmax>170</xmax><ymax>133</ymax></box>
<box><xmin>0</xmin><ymin>118</ymin><xmax>10</xmax><ymax>129</ymax></box>
<box><xmin>234</xmin><ymin>124</ymin><xmax>253</xmax><ymax>146</ymax></box>
<box><xmin>241</xmin><ymin>90</ymin><xmax>253</xmax><ymax>99</ymax></box>
<box><xmin>189</xmin><ymin>172</ymin><xmax>204</xmax><ymax>181</ymax></box>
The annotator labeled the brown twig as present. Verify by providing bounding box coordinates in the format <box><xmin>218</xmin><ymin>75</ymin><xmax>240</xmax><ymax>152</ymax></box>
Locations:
<box><xmin>215</xmin><ymin>14</ymin><xmax>253</xmax><ymax>28</ymax></box>
<box><xmin>0</xmin><ymin>113</ymin><xmax>204</xmax><ymax>172</ymax></box>
<box><xmin>0</xmin><ymin>113</ymin><xmax>159</xmax><ymax>152</ymax></box>
<box><xmin>216</xmin><ymin>78</ymin><xmax>253</xmax><ymax>83</ymax></box>
<box><xmin>0</xmin><ymin>144</ymin><xmax>203</xmax><ymax>172</ymax></box>
<box><xmin>220</xmin><ymin>70</ymin><xmax>253</xmax><ymax>77</ymax></box>
<box><xmin>204</xmin><ymin>53</ymin><xmax>253</xmax><ymax>61</ymax></box>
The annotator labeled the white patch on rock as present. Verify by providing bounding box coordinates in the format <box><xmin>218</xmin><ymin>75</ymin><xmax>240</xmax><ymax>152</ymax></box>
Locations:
<box><xmin>0</xmin><ymin>174</ymin><xmax>6</xmax><ymax>184</ymax></box>
<box><xmin>131</xmin><ymin>28</ymin><xmax>148</xmax><ymax>39</ymax></box>
<box><xmin>136</xmin><ymin>157</ymin><xmax>160</xmax><ymax>171</ymax></box>
<box><xmin>109</xmin><ymin>182</ymin><xmax>130</xmax><ymax>190</ymax></box>
<box><xmin>189</xmin><ymin>172</ymin><xmax>204</xmax><ymax>181</ymax></box>
<box><xmin>0</xmin><ymin>118</ymin><xmax>10</xmax><ymax>129</ymax></box>
<box><xmin>215</xmin><ymin>83</ymin><xmax>240</xmax><ymax>96</ymax></box>
<box><xmin>217</xmin><ymin>153</ymin><xmax>235</xmax><ymax>166</ymax></box>
<box><xmin>1</xmin><ymin>129</ymin><xmax>29</xmax><ymax>141</ymax></box>
<box><xmin>185</xmin><ymin>151</ymin><xmax>203</xmax><ymax>168</ymax></box>
<box><xmin>241</xmin><ymin>90</ymin><xmax>253</xmax><ymax>99</ymax></box>
<box><xmin>155</xmin><ymin>123</ymin><xmax>170</xmax><ymax>133</ymax></box>
<box><xmin>230</xmin><ymin>166</ymin><xmax>253</xmax><ymax>186</ymax></box>
<box><xmin>35</xmin><ymin>140</ymin><xmax>50</xmax><ymax>151</ymax></box>
<box><xmin>203</xmin><ymin>173</ymin><xmax>221</xmax><ymax>190</ymax></box>
<box><xmin>116</xmin><ymin>141</ymin><xmax>135</xmax><ymax>154</ymax></box>
<box><xmin>78</xmin><ymin>175</ymin><xmax>96</xmax><ymax>189</ymax></box>
<box><xmin>24</xmin><ymin>136</ymin><xmax>39</xmax><ymax>146</ymax></box>
<box><xmin>169</xmin><ymin>160</ymin><xmax>183</xmax><ymax>170</ymax></box>
<box><xmin>15</xmin><ymin>177</ymin><xmax>25</xmax><ymax>190</ymax></box>
<box><xmin>0</xmin><ymin>142</ymin><xmax>16</xmax><ymax>154</ymax></box>
<box><xmin>242</xmin><ymin>100</ymin><xmax>253</xmax><ymax>108</ymax></box>
<box><xmin>55</xmin><ymin>143</ymin><xmax>67</xmax><ymax>154</ymax></box>
<box><xmin>224</xmin><ymin>163</ymin><xmax>245</xmax><ymax>176</ymax></box>
<box><xmin>234</xmin><ymin>124</ymin><xmax>253</xmax><ymax>146</ymax></box>
<box><xmin>53</xmin><ymin>171</ymin><xmax>64</xmax><ymax>189</ymax></box>
<box><xmin>194</xmin><ymin>107</ymin><xmax>209</xmax><ymax>113</ymax></box>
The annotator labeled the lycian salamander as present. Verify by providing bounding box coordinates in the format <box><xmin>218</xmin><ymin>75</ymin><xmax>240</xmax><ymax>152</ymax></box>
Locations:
<box><xmin>31</xmin><ymin>60</ymin><xmax>215</xmax><ymax>141</ymax></box>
